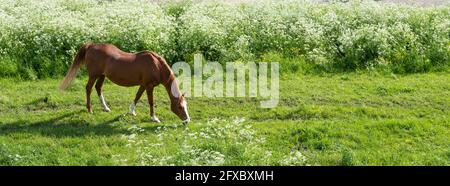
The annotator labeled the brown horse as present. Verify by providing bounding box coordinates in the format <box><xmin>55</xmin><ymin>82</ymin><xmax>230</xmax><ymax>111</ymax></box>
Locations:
<box><xmin>59</xmin><ymin>43</ymin><xmax>190</xmax><ymax>124</ymax></box>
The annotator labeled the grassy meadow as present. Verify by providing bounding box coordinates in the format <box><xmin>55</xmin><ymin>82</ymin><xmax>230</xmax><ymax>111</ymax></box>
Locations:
<box><xmin>0</xmin><ymin>72</ymin><xmax>449</xmax><ymax>165</ymax></box>
<box><xmin>0</xmin><ymin>0</ymin><xmax>449</xmax><ymax>166</ymax></box>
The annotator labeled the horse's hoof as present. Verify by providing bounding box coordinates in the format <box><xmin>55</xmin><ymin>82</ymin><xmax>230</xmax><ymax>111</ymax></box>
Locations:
<box><xmin>151</xmin><ymin>116</ymin><xmax>161</xmax><ymax>123</ymax></box>
<box><xmin>103</xmin><ymin>107</ymin><xmax>111</xmax><ymax>112</ymax></box>
<box><xmin>151</xmin><ymin>119</ymin><xmax>161</xmax><ymax>123</ymax></box>
<box><xmin>130</xmin><ymin>112</ymin><xmax>137</xmax><ymax>116</ymax></box>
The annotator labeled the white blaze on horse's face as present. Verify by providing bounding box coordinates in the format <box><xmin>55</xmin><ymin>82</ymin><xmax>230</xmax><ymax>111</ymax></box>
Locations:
<box><xmin>181</xmin><ymin>99</ymin><xmax>190</xmax><ymax>124</ymax></box>
<box><xmin>170</xmin><ymin>95</ymin><xmax>190</xmax><ymax>124</ymax></box>
<box><xmin>171</xmin><ymin>80</ymin><xmax>190</xmax><ymax>124</ymax></box>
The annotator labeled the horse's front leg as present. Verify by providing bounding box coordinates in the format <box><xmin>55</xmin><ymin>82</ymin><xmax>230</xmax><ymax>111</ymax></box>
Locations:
<box><xmin>146</xmin><ymin>86</ymin><xmax>160</xmax><ymax>123</ymax></box>
<box><xmin>85</xmin><ymin>77</ymin><xmax>97</xmax><ymax>113</ymax></box>
<box><xmin>130</xmin><ymin>86</ymin><xmax>145</xmax><ymax>116</ymax></box>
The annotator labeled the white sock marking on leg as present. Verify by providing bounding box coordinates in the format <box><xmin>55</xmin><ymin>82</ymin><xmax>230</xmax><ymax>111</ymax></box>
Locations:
<box><xmin>129</xmin><ymin>102</ymin><xmax>136</xmax><ymax>116</ymax></box>
<box><xmin>151</xmin><ymin>114</ymin><xmax>160</xmax><ymax>123</ymax></box>
<box><xmin>99</xmin><ymin>94</ymin><xmax>110</xmax><ymax>112</ymax></box>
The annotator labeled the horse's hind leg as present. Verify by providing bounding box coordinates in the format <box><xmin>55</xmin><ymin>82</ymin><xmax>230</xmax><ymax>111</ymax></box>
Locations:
<box><xmin>86</xmin><ymin>77</ymin><xmax>97</xmax><ymax>113</ymax></box>
<box><xmin>95</xmin><ymin>75</ymin><xmax>110</xmax><ymax>112</ymax></box>
<box><xmin>130</xmin><ymin>86</ymin><xmax>145</xmax><ymax>116</ymax></box>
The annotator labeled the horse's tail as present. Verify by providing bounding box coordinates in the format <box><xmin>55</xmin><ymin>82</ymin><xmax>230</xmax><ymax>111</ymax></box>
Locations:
<box><xmin>59</xmin><ymin>43</ymin><xmax>91</xmax><ymax>91</ymax></box>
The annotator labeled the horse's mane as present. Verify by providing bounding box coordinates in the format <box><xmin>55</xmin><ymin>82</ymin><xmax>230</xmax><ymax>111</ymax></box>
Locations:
<box><xmin>149</xmin><ymin>52</ymin><xmax>168</xmax><ymax>65</ymax></box>
<box><xmin>149</xmin><ymin>52</ymin><xmax>175</xmax><ymax>83</ymax></box>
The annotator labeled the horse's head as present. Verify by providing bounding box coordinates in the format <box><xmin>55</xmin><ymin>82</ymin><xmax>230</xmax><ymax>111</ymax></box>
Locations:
<box><xmin>171</xmin><ymin>93</ymin><xmax>190</xmax><ymax>125</ymax></box>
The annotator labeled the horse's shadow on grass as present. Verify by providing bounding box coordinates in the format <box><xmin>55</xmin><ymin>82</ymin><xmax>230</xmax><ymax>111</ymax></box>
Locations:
<box><xmin>0</xmin><ymin>110</ymin><xmax>184</xmax><ymax>138</ymax></box>
<box><xmin>0</xmin><ymin>110</ymin><xmax>127</xmax><ymax>138</ymax></box>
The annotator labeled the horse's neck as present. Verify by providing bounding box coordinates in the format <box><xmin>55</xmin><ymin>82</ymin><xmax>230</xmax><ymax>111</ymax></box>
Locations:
<box><xmin>152</xmin><ymin>52</ymin><xmax>180</xmax><ymax>103</ymax></box>
<box><xmin>161</xmin><ymin>68</ymin><xmax>180</xmax><ymax>103</ymax></box>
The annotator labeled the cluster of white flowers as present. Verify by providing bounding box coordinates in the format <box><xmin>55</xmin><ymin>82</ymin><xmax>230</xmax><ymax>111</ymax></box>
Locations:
<box><xmin>177</xmin><ymin>0</ymin><xmax>449</xmax><ymax>71</ymax></box>
<box><xmin>1</xmin><ymin>0</ymin><xmax>447</xmax><ymax>77</ymax></box>
<box><xmin>0</xmin><ymin>144</ymin><xmax>25</xmax><ymax>165</ymax></box>
<box><xmin>7</xmin><ymin>154</ymin><xmax>24</xmax><ymax>162</ymax></box>
<box><xmin>280</xmin><ymin>151</ymin><xmax>308</xmax><ymax>166</ymax></box>
<box><xmin>115</xmin><ymin>117</ymin><xmax>306</xmax><ymax>165</ymax></box>
<box><xmin>0</xmin><ymin>0</ymin><xmax>175</xmax><ymax>78</ymax></box>
<box><xmin>180</xmin><ymin>143</ymin><xmax>225</xmax><ymax>166</ymax></box>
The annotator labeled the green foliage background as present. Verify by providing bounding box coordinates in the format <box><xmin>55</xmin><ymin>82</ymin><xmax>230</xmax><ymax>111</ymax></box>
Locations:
<box><xmin>0</xmin><ymin>0</ymin><xmax>449</xmax><ymax>79</ymax></box>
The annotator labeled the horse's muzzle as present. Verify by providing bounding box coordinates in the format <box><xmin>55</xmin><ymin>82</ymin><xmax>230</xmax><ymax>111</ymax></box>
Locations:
<box><xmin>182</xmin><ymin>118</ymin><xmax>190</xmax><ymax>125</ymax></box>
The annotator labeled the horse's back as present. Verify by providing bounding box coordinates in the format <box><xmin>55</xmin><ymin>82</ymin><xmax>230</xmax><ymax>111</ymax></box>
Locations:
<box><xmin>86</xmin><ymin>44</ymin><xmax>154</xmax><ymax>65</ymax></box>
<box><xmin>84</xmin><ymin>44</ymin><xmax>160</xmax><ymax>87</ymax></box>
<box><xmin>86</xmin><ymin>44</ymin><xmax>131</xmax><ymax>61</ymax></box>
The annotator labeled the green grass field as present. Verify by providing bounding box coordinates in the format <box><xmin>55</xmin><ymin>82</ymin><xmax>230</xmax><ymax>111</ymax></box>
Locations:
<box><xmin>0</xmin><ymin>72</ymin><xmax>448</xmax><ymax>165</ymax></box>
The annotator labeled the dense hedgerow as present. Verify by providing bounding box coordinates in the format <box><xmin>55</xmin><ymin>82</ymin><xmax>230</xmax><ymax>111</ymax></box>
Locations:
<box><xmin>178</xmin><ymin>0</ymin><xmax>449</xmax><ymax>72</ymax></box>
<box><xmin>0</xmin><ymin>0</ymin><xmax>175</xmax><ymax>79</ymax></box>
<box><xmin>0</xmin><ymin>0</ymin><xmax>448</xmax><ymax>78</ymax></box>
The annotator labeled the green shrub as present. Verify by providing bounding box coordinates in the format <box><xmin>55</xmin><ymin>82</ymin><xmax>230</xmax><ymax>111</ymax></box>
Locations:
<box><xmin>0</xmin><ymin>58</ymin><xmax>18</xmax><ymax>77</ymax></box>
<box><xmin>0</xmin><ymin>0</ymin><xmax>175</xmax><ymax>78</ymax></box>
<box><xmin>177</xmin><ymin>0</ymin><xmax>449</xmax><ymax>72</ymax></box>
